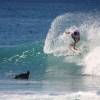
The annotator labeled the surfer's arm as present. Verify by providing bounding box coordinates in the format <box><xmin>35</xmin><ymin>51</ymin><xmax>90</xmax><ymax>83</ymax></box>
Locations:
<box><xmin>65</xmin><ymin>32</ymin><xmax>70</xmax><ymax>34</ymax></box>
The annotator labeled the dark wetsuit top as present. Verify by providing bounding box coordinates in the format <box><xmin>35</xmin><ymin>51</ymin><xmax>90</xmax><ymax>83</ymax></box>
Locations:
<box><xmin>71</xmin><ymin>31</ymin><xmax>80</xmax><ymax>42</ymax></box>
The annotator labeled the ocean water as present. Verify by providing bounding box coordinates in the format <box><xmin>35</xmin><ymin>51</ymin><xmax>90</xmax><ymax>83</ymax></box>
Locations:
<box><xmin>0</xmin><ymin>0</ymin><xmax>100</xmax><ymax>100</ymax></box>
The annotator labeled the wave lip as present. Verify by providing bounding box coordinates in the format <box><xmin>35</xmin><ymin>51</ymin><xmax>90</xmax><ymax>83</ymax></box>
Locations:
<box><xmin>44</xmin><ymin>12</ymin><xmax>90</xmax><ymax>65</ymax></box>
<box><xmin>44</xmin><ymin>12</ymin><xmax>100</xmax><ymax>76</ymax></box>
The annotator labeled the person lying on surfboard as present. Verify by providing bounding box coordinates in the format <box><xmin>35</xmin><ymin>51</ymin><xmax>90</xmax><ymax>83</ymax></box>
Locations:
<box><xmin>65</xmin><ymin>29</ymin><xmax>80</xmax><ymax>50</ymax></box>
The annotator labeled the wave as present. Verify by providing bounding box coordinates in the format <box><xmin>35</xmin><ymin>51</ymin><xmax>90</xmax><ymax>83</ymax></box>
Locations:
<box><xmin>44</xmin><ymin>12</ymin><xmax>100</xmax><ymax>76</ymax></box>
<box><xmin>0</xmin><ymin>12</ymin><xmax>100</xmax><ymax>78</ymax></box>
<box><xmin>0</xmin><ymin>41</ymin><xmax>45</xmax><ymax>64</ymax></box>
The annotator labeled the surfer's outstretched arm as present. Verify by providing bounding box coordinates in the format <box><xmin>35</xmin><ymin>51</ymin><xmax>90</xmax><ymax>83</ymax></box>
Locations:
<box><xmin>65</xmin><ymin>32</ymin><xmax>70</xmax><ymax>34</ymax></box>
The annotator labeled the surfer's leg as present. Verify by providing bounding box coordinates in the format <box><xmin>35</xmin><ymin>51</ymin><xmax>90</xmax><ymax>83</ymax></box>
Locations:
<box><xmin>72</xmin><ymin>37</ymin><xmax>80</xmax><ymax>50</ymax></box>
<box><xmin>70</xmin><ymin>41</ymin><xmax>78</xmax><ymax>50</ymax></box>
<box><xmin>70</xmin><ymin>36</ymin><xmax>80</xmax><ymax>50</ymax></box>
<box><xmin>69</xmin><ymin>42</ymin><xmax>76</xmax><ymax>50</ymax></box>
<box><xmin>72</xmin><ymin>42</ymin><xmax>77</xmax><ymax>50</ymax></box>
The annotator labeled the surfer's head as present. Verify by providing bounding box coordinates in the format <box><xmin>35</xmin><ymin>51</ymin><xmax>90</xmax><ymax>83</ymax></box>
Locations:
<box><xmin>74</xmin><ymin>31</ymin><xmax>80</xmax><ymax>36</ymax></box>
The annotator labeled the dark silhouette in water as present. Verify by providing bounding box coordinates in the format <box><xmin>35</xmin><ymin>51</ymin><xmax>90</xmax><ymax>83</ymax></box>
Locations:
<box><xmin>14</xmin><ymin>71</ymin><xmax>30</xmax><ymax>80</ymax></box>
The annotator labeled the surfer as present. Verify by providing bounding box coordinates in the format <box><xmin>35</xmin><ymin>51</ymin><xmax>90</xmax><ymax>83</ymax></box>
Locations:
<box><xmin>14</xmin><ymin>71</ymin><xmax>30</xmax><ymax>80</ymax></box>
<box><xmin>65</xmin><ymin>29</ymin><xmax>80</xmax><ymax>50</ymax></box>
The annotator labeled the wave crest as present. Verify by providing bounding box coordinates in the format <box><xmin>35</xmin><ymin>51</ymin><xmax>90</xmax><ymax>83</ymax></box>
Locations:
<box><xmin>44</xmin><ymin>12</ymin><xmax>100</xmax><ymax>75</ymax></box>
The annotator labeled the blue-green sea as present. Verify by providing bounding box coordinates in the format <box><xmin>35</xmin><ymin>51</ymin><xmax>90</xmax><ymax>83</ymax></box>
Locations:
<box><xmin>0</xmin><ymin>0</ymin><xmax>100</xmax><ymax>100</ymax></box>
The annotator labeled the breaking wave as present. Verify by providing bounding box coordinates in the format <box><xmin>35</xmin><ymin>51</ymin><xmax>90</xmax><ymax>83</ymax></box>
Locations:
<box><xmin>44</xmin><ymin>12</ymin><xmax>100</xmax><ymax>76</ymax></box>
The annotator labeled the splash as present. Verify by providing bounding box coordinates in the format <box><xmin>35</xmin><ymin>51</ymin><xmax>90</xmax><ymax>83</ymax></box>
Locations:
<box><xmin>44</xmin><ymin>12</ymin><xmax>100</xmax><ymax>75</ymax></box>
<box><xmin>84</xmin><ymin>47</ymin><xmax>100</xmax><ymax>76</ymax></box>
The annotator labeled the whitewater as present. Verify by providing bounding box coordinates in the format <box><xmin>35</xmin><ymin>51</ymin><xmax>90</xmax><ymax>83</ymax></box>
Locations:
<box><xmin>1</xmin><ymin>91</ymin><xmax>100</xmax><ymax>100</ymax></box>
<box><xmin>44</xmin><ymin>12</ymin><xmax>100</xmax><ymax>76</ymax></box>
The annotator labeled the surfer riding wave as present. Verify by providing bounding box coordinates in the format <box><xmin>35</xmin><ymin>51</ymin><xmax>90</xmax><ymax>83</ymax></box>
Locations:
<box><xmin>64</xmin><ymin>27</ymin><xmax>80</xmax><ymax>50</ymax></box>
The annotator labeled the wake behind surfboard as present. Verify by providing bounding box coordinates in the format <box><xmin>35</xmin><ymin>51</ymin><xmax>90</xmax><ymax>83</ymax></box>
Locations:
<box><xmin>52</xmin><ymin>44</ymin><xmax>82</xmax><ymax>57</ymax></box>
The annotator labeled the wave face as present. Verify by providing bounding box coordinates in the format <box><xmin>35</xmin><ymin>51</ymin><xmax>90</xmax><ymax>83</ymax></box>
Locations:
<box><xmin>44</xmin><ymin>12</ymin><xmax>100</xmax><ymax>75</ymax></box>
<box><xmin>0</xmin><ymin>41</ymin><xmax>48</xmax><ymax>80</ymax></box>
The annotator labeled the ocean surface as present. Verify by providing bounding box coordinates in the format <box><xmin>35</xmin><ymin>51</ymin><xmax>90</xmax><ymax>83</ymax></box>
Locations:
<box><xmin>0</xmin><ymin>0</ymin><xmax>100</xmax><ymax>100</ymax></box>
